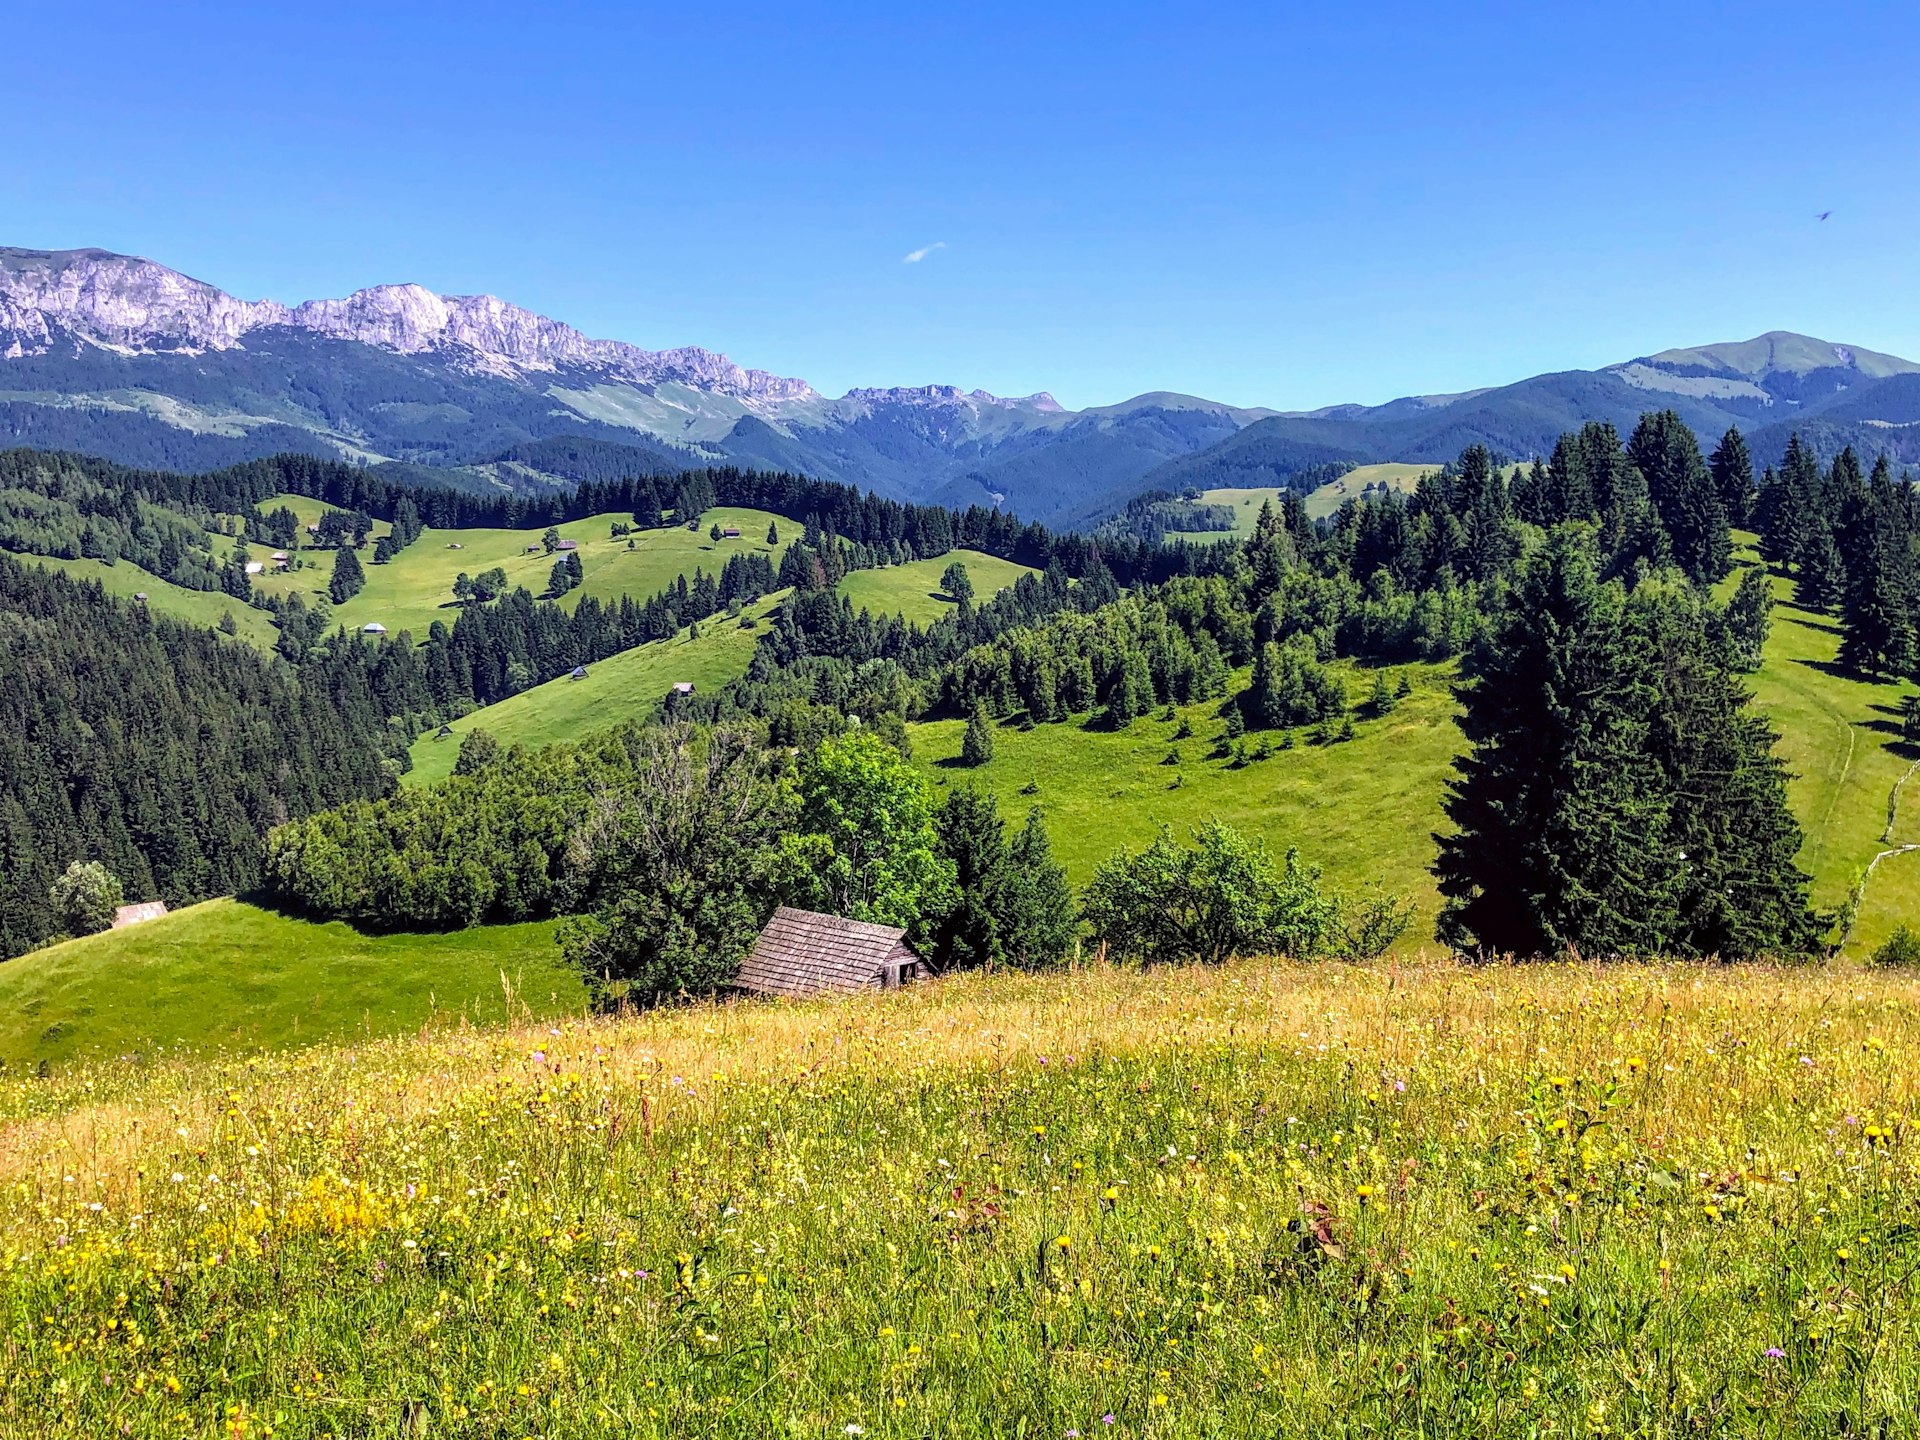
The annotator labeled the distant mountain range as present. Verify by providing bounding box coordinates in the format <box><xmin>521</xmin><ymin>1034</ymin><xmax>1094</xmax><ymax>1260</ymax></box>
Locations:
<box><xmin>4</xmin><ymin>245</ymin><xmax>1918</xmax><ymax>524</ymax></box>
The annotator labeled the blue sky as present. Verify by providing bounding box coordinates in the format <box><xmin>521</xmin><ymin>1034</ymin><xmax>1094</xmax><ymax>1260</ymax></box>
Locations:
<box><xmin>2</xmin><ymin>1</ymin><xmax>1915</xmax><ymax>410</ymax></box>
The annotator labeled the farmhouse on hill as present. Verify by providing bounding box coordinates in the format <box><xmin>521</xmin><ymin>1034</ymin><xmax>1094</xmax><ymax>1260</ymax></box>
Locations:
<box><xmin>361</xmin><ymin>622</ymin><xmax>387</xmax><ymax>635</ymax></box>
<box><xmin>569</xmin><ymin>665</ymin><xmax>589</xmax><ymax>681</ymax></box>
<box><xmin>111</xmin><ymin>901</ymin><xmax>168</xmax><ymax>929</ymax></box>
<box><xmin>734</xmin><ymin>907</ymin><xmax>925</xmax><ymax>998</ymax></box>
<box><xmin>555</xmin><ymin>538</ymin><xmax>579</xmax><ymax>551</ymax></box>
<box><xmin>671</xmin><ymin>681</ymin><xmax>695</xmax><ymax>694</ymax></box>
<box><xmin>721</xmin><ymin>525</ymin><xmax>742</xmax><ymax>538</ymax></box>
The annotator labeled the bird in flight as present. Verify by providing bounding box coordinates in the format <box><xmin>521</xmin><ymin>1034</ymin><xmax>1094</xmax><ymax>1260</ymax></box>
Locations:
<box><xmin>1816</xmin><ymin>210</ymin><xmax>1832</xmax><ymax>221</ymax></box>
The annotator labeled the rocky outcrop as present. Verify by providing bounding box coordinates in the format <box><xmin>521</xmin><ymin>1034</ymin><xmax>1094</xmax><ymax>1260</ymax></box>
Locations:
<box><xmin>0</xmin><ymin>248</ymin><xmax>291</xmax><ymax>357</ymax></box>
<box><xmin>0</xmin><ymin>246</ymin><xmax>815</xmax><ymax>402</ymax></box>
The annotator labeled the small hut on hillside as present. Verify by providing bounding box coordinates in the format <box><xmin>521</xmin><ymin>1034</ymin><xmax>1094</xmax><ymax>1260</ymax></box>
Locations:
<box><xmin>569</xmin><ymin>665</ymin><xmax>589</xmax><ymax>681</ymax></box>
<box><xmin>362</xmin><ymin>621</ymin><xmax>387</xmax><ymax>635</ymax></box>
<box><xmin>111</xmin><ymin>901</ymin><xmax>169</xmax><ymax>930</ymax></box>
<box><xmin>734</xmin><ymin>907</ymin><xmax>925</xmax><ymax>999</ymax></box>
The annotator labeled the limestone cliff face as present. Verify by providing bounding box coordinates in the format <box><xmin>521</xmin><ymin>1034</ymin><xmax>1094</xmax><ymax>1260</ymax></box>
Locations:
<box><xmin>0</xmin><ymin>246</ymin><xmax>814</xmax><ymax>402</ymax></box>
<box><xmin>0</xmin><ymin>246</ymin><xmax>1065</xmax><ymax>418</ymax></box>
<box><xmin>0</xmin><ymin>248</ymin><xmax>291</xmax><ymax>357</ymax></box>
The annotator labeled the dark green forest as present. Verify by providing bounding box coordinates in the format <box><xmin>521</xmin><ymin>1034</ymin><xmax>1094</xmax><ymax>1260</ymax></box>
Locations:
<box><xmin>0</xmin><ymin>556</ymin><xmax>403</xmax><ymax>955</ymax></box>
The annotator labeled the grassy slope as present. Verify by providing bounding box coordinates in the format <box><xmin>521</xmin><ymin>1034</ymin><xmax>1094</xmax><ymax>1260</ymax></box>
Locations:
<box><xmin>8</xmin><ymin>962</ymin><xmax>1918</xmax><ymax>1436</ymax></box>
<box><xmin>248</xmin><ymin>506</ymin><xmax>789</xmax><ymax>637</ymax></box>
<box><xmin>913</xmin><ymin>661</ymin><xmax>1460</xmax><ymax>935</ymax></box>
<box><xmin>0</xmin><ymin>898</ymin><xmax>585</xmax><ymax>1067</ymax></box>
<box><xmin>22</xmin><ymin>554</ymin><xmax>281</xmax><ymax>651</ymax></box>
<box><xmin>405</xmin><ymin>594</ymin><xmax>787</xmax><ymax>787</ymax></box>
<box><xmin>1724</xmin><ymin>543</ymin><xmax>1920</xmax><ymax>956</ymax></box>
<box><xmin>404</xmin><ymin>551</ymin><xmax>1037</xmax><ymax>785</ymax></box>
<box><xmin>914</xmin><ymin>538</ymin><xmax>1920</xmax><ymax>958</ymax></box>
<box><xmin>1163</xmin><ymin>464</ymin><xmax>1439</xmax><ymax>542</ymax></box>
<box><xmin>836</xmin><ymin>549</ymin><xmax>1038</xmax><ymax>625</ymax></box>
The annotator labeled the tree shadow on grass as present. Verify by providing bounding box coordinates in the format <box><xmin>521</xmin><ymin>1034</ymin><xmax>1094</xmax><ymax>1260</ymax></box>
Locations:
<box><xmin>1794</xmin><ymin>657</ymin><xmax>1865</xmax><ymax>682</ymax></box>
<box><xmin>235</xmin><ymin>889</ymin><xmax>460</xmax><ymax>941</ymax></box>
<box><xmin>1783</xmin><ymin>613</ymin><xmax>1844</xmax><ymax>638</ymax></box>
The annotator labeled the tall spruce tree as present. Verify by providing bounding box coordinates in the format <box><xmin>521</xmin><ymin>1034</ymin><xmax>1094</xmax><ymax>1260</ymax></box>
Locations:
<box><xmin>1838</xmin><ymin>469</ymin><xmax>1917</xmax><ymax>678</ymax></box>
<box><xmin>1436</xmin><ymin>528</ymin><xmax>1820</xmax><ymax>958</ymax></box>
<box><xmin>1720</xmin><ymin>565</ymin><xmax>1773</xmax><ymax>672</ymax></box>
<box><xmin>1629</xmin><ymin>410</ymin><xmax>1730</xmax><ymax>584</ymax></box>
<box><xmin>1797</xmin><ymin>530</ymin><xmax>1846</xmax><ymax>613</ymax></box>
<box><xmin>329</xmin><ymin>543</ymin><xmax>366</xmax><ymax>605</ymax></box>
<box><xmin>1708</xmin><ymin>427</ymin><xmax>1755</xmax><ymax>528</ymax></box>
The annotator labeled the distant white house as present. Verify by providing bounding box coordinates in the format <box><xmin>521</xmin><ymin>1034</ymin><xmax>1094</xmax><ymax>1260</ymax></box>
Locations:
<box><xmin>244</xmin><ymin>560</ymin><xmax>265</xmax><ymax>575</ymax></box>
<box><xmin>671</xmin><ymin>681</ymin><xmax>696</xmax><ymax>694</ymax></box>
<box><xmin>570</xmin><ymin>665</ymin><xmax>589</xmax><ymax>681</ymax></box>
<box><xmin>362</xmin><ymin>622</ymin><xmax>388</xmax><ymax>635</ymax></box>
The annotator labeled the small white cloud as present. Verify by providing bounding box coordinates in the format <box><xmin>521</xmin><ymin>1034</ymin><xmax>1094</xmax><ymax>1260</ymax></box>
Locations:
<box><xmin>902</xmin><ymin>241</ymin><xmax>947</xmax><ymax>264</ymax></box>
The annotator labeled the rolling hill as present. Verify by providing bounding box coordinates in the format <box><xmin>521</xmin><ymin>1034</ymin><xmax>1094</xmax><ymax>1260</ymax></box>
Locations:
<box><xmin>405</xmin><ymin>549</ymin><xmax>1039</xmax><ymax>785</ymax></box>
<box><xmin>405</xmin><ymin>594</ymin><xmax>788</xmax><ymax>786</ymax></box>
<box><xmin>5</xmin><ymin>538</ymin><xmax>1912</xmax><ymax>1069</ymax></box>
<box><xmin>251</xmin><ymin>501</ymin><xmax>790</xmax><ymax>638</ymax></box>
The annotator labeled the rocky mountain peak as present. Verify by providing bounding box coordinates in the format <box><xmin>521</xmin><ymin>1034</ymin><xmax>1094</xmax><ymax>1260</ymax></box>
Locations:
<box><xmin>0</xmin><ymin>246</ymin><xmax>818</xmax><ymax>401</ymax></box>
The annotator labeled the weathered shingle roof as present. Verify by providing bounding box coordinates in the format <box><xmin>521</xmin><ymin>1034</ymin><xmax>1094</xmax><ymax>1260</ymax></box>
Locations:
<box><xmin>736</xmin><ymin>907</ymin><xmax>916</xmax><ymax>997</ymax></box>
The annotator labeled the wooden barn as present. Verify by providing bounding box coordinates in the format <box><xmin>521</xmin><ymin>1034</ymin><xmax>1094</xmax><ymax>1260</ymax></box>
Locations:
<box><xmin>111</xmin><ymin>901</ymin><xmax>169</xmax><ymax>930</ymax></box>
<box><xmin>734</xmin><ymin>907</ymin><xmax>925</xmax><ymax>998</ymax></box>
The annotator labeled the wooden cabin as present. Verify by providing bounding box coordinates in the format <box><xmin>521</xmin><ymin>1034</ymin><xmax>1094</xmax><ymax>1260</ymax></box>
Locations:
<box><xmin>733</xmin><ymin>907</ymin><xmax>925</xmax><ymax>998</ymax></box>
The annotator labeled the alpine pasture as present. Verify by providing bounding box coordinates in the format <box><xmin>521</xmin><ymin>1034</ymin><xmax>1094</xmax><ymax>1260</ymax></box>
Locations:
<box><xmin>3</xmin><ymin>959</ymin><xmax>1916</xmax><ymax>1437</ymax></box>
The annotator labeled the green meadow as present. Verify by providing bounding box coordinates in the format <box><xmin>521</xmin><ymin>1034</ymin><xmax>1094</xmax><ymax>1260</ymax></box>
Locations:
<box><xmin>0</xmin><ymin>898</ymin><xmax>584</xmax><ymax>1067</ymax></box>
<box><xmin>1725</xmin><ymin>544</ymin><xmax>1920</xmax><ymax>956</ymax></box>
<box><xmin>836</xmin><ymin>548</ymin><xmax>1038</xmax><ymax>624</ymax></box>
<box><xmin>405</xmin><ymin>593</ymin><xmax>787</xmax><ymax>786</ymax></box>
<box><xmin>246</xmin><ymin>503</ymin><xmax>790</xmax><ymax>637</ymax></box>
<box><xmin>23</xmin><ymin>554</ymin><xmax>281</xmax><ymax>651</ymax></box>
<box><xmin>913</xmin><ymin>661</ymin><xmax>1461</xmax><ymax>936</ymax></box>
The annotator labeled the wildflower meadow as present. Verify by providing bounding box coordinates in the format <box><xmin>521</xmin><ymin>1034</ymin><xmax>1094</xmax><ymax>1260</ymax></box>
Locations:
<box><xmin>3</xmin><ymin>958</ymin><xmax>1917</xmax><ymax>1437</ymax></box>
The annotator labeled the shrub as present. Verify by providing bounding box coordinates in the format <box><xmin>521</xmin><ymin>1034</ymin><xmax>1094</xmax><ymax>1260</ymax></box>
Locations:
<box><xmin>1081</xmin><ymin>822</ymin><xmax>1342</xmax><ymax>964</ymax></box>
<box><xmin>1870</xmin><ymin>924</ymin><xmax>1920</xmax><ymax>969</ymax></box>
<box><xmin>50</xmin><ymin>860</ymin><xmax>123</xmax><ymax>937</ymax></box>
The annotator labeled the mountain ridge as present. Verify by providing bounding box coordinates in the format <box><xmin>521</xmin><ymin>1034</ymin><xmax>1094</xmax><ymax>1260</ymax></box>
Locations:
<box><xmin>4</xmin><ymin>245</ymin><xmax>1919</xmax><ymax>522</ymax></box>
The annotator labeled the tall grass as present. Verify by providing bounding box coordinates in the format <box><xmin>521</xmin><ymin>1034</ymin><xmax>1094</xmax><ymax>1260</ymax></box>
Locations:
<box><xmin>3</xmin><ymin>958</ymin><xmax>1917</xmax><ymax>1436</ymax></box>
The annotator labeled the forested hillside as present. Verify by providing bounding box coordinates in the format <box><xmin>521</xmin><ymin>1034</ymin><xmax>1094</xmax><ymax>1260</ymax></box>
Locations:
<box><xmin>9</xmin><ymin>404</ymin><xmax>1920</xmax><ymax>976</ymax></box>
<box><xmin>0</xmin><ymin>557</ymin><xmax>401</xmax><ymax>955</ymax></box>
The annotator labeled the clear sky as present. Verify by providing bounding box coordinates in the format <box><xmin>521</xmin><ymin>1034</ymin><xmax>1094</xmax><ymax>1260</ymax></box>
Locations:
<box><xmin>3</xmin><ymin>1</ymin><xmax>1915</xmax><ymax>411</ymax></box>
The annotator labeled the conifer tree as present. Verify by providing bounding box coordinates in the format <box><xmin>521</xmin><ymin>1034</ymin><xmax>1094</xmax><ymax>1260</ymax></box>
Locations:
<box><xmin>960</xmin><ymin>701</ymin><xmax>996</xmax><ymax>766</ymax></box>
<box><xmin>1629</xmin><ymin>410</ymin><xmax>1729</xmax><ymax>583</ymax></box>
<box><xmin>1838</xmin><ymin>485</ymin><xmax>1916</xmax><ymax>678</ymax></box>
<box><xmin>329</xmin><ymin>543</ymin><xmax>366</xmax><ymax>605</ymax></box>
<box><xmin>1436</xmin><ymin>528</ymin><xmax>1818</xmax><ymax>959</ymax></box>
<box><xmin>1708</xmin><ymin>427</ymin><xmax>1755</xmax><ymax>528</ymax></box>
<box><xmin>1720</xmin><ymin>565</ymin><xmax>1772</xmax><ymax>672</ymax></box>
<box><xmin>1797</xmin><ymin>530</ymin><xmax>1845</xmax><ymax>613</ymax></box>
